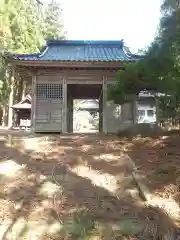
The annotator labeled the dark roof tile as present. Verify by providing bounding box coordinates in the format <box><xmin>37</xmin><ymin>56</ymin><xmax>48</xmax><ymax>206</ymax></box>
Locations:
<box><xmin>12</xmin><ymin>40</ymin><xmax>139</xmax><ymax>62</ymax></box>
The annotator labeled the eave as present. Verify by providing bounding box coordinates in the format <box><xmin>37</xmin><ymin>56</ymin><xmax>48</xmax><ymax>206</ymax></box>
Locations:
<box><xmin>11</xmin><ymin>59</ymin><xmax>134</xmax><ymax>69</ymax></box>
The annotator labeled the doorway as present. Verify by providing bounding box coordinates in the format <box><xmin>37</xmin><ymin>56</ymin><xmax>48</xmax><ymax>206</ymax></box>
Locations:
<box><xmin>73</xmin><ymin>99</ymin><xmax>99</xmax><ymax>133</ymax></box>
<box><xmin>67</xmin><ymin>84</ymin><xmax>103</xmax><ymax>133</ymax></box>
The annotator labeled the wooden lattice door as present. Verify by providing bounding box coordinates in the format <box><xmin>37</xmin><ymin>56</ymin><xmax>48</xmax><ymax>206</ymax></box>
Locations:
<box><xmin>35</xmin><ymin>82</ymin><xmax>63</xmax><ymax>132</ymax></box>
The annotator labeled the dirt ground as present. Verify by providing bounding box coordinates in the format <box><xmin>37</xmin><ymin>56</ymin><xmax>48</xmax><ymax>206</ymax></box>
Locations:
<box><xmin>0</xmin><ymin>130</ymin><xmax>178</xmax><ymax>239</ymax></box>
<box><xmin>122</xmin><ymin>132</ymin><xmax>180</xmax><ymax>233</ymax></box>
<box><xmin>124</xmin><ymin>133</ymin><xmax>180</xmax><ymax>204</ymax></box>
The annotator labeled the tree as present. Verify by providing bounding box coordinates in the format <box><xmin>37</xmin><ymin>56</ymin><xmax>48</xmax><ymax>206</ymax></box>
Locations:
<box><xmin>42</xmin><ymin>0</ymin><xmax>66</xmax><ymax>40</ymax></box>
<box><xmin>161</xmin><ymin>0</ymin><xmax>180</xmax><ymax>12</ymax></box>
<box><xmin>108</xmin><ymin>0</ymin><xmax>180</xmax><ymax>121</ymax></box>
<box><xmin>0</xmin><ymin>0</ymin><xmax>65</xmax><ymax>126</ymax></box>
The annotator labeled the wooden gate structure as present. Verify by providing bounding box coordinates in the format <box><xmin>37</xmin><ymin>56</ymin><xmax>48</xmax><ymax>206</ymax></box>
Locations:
<box><xmin>9</xmin><ymin>40</ymin><xmax>139</xmax><ymax>133</ymax></box>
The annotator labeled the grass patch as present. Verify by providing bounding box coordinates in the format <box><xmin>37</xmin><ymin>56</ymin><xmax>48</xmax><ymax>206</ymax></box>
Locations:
<box><xmin>154</xmin><ymin>165</ymin><xmax>178</xmax><ymax>176</ymax></box>
<box><xmin>61</xmin><ymin>209</ymin><xmax>96</xmax><ymax>240</ymax></box>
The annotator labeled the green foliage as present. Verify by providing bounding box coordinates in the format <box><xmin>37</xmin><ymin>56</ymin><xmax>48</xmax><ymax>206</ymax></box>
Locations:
<box><xmin>63</xmin><ymin>209</ymin><xmax>95</xmax><ymax>240</ymax></box>
<box><xmin>0</xmin><ymin>54</ymin><xmax>10</xmax><ymax>104</ymax></box>
<box><xmin>109</xmin><ymin>0</ymin><xmax>180</xmax><ymax>118</ymax></box>
<box><xmin>161</xmin><ymin>0</ymin><xmax>180</xmax><ymax>13</ymax></box>
<box><xmin>0</xmin><ymin>0</ymin><xmax>65</xmax><ymax>53</ymax></box>
<box><xmin>0</xmin><ymin>0</ymin><xmax>43</xmax><ymax>53</ymax></box>
<box><xmin>159</xmin><ymin>95</ymin><xmax>180</xmax><ymax>119</ymax></box>
<box><xmin>42</xmin><ymin>0</ymin><xmax>66</xmax><ymax>40</ymax></box>
<box><xmin>0</xmin><ymin>0</ymin><xmax>65</xmax><ymax>110</ymax></box>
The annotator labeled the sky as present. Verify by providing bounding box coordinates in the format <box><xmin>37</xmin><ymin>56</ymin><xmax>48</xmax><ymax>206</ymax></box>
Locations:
<box><xmin>45</xmin><ymin>0</ymin><xmax>162</xmax><ymax>53</ymax></box>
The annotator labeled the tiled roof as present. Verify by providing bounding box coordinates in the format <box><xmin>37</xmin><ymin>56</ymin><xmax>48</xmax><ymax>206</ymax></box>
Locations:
<box><xmin>12</xmin><ymin>95</ymin><xmax>31</xmax><ymax>109</ymax></box>
<box><xmin>11</xmin><ymin>40</ymin><xmax>139</xmax><ymax>62</ymax></box>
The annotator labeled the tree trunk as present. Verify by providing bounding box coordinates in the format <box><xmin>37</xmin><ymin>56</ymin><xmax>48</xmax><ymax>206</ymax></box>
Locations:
<box><xmin>21</xmin><ymin>80</ymin><xmax>27</xmax><ymax>100</ymax></box>
<box><xmin>8</xmin><ymin>68</ymin><xmax>15</xmax><ymax>129</ymax></box>
<box><xmin>2</xmin><ymin>104</ymin><xmax>8</xmax><ymax>127</ymax></box>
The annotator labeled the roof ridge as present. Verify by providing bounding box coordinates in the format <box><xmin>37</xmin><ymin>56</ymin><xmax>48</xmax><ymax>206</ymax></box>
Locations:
<box><xmin>46</xmin><ymin>40</ymin><xmax>124</xmax><ymax>47</ymax></box>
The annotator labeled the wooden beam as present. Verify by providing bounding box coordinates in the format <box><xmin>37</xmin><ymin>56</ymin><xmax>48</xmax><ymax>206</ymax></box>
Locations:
<box><xmin>12</xmin><ymin>60</ymin><xmax>123</xmax><ymax>69</ymax></box>
<box><xmin>67</xmin><ymin>80</ymin><xmax>102</xmax><ymax>84</ymax></box>
<box><xmin>31</xmin><ymin>74</ymin><xmax>37</xmax><ymax>133</ymax></box>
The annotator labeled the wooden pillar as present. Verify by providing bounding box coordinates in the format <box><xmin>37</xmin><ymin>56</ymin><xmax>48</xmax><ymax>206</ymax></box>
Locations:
<box><xmin>31</xmin><ymin>73</ymin><xmax>37</xmax><ymax>133</ymax></box>
<box><xmin>121</xmin><ymin>104</ymin><xmax>125</xmax><ymax>122</ymax></box>
<box><xmin>62</xmin><ymin>77</ymin><xmax>67</xmax><ymax>133</ymax></box>
<box><xmin>66</xmin><ymin>88</ymin><xmax>73</xmax><ymax>133</ymax></box>
<box><xmin>70</xmin><ymin>97</ymin><xmax>73</xmax><ymax>132</ymax></box>
<box><xmin>8</xmin><ymin>67</ymin><xmax>15</xmax><ymax>129</ymax></box>
<box><xmin>103</xmin><ymin>76</ymin><xmax>107</xmax><ymax>133</ymax></box>
<box><xmin>132</xmin><ymin>96</ymin><xmax>138</xmax><ymax>124</ymax></box>
<box><xmin>155</xmin><ymin>93</ymin><xmax>159</xmax><ymax>125</ymax></box>
<box><xmin>99</xmin><ymin>92</ymin><xmax>103</xmax><ymax>132</ymax></box>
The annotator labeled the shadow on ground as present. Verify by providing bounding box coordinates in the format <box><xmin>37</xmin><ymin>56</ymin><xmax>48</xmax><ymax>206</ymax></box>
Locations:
<box><xmin>125</xmin><ymin>132</ymin><xmax>180</xmax><ymax>201</ymax></box>
<box><xmin>0</xmin><ymin>132</ymin><xmax>178</xmax><ymax>239</ymax></box>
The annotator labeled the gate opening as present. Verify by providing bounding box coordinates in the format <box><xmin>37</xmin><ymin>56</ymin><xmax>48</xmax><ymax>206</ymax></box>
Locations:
<box><xmin>67</xmin><ymin>84</ymin><xmax>103</xmax><ymax>133</ymax></box>
<box><xmin>73</xmin><ymin>99</ymin><xmax>99</xmax><ymax>133</ymax></box>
